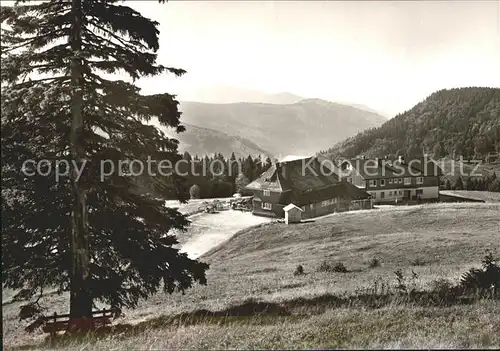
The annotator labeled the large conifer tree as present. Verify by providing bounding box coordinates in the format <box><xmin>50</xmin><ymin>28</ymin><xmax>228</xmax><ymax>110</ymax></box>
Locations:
<box><xmin>1</xmin><ymin>0</ymin><xmax>208</xmax><ymax>321</ymax></box>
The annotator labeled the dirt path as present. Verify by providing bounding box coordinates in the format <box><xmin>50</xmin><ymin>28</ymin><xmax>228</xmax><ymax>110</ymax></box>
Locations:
<box><xmin>176</xmin><ymin>210</ymin><xmax>272</xmax><ymax>259</ymax></box>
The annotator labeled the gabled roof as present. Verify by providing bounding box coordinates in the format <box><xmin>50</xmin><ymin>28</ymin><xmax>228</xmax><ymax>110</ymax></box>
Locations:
<box><xmin>246</xmin><ymin>165</ymin><xmax>284</xmax><ymax>191</ymax></box>
<box><xmin>246</xmin><ymin>156</ymin><xmax>339</xmax><ymax>192</ymax></box>
<box><xmin>283</xmin><ymin>203</ymin><xmax>303</xmax><ymax>212</ymax></box>
<box><xmin>246</xmin><ymin>156</ymin><xmax>371</xmax><ymax>207</ymax></box>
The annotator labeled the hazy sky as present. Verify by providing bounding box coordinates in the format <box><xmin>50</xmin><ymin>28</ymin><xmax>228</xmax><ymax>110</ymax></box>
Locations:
<box><xmin>132</xmin><ymin>1</ymin><xmax>500</xmax><ymax>116</ymax></box>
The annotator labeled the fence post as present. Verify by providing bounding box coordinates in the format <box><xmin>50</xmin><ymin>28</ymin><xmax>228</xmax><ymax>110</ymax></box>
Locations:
<box><xmin>51</xmin><ymin>312</ymin><xmax>57</xmax><ymax>338</ymax></box>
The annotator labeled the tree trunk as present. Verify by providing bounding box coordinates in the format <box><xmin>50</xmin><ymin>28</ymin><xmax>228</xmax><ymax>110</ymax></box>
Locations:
<box><xmin>69</xmin><ymin>0</ymin><xmax>92</xmax><ymax>319</ymax></box>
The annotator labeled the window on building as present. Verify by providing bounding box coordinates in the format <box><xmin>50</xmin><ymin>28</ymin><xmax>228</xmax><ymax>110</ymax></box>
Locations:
<box><xmin>388</xmin><ymin>191</ymin><xmax>392</xmax><ymax>197</ymax></box>
<box><xmin>389</xmin><ymin>179</ymin><xmax>393</xmax><ymax>184</ymax></box>
<box><xmin>310</xmin><ymin>203</ymin><xmax>314</xmax><ymax>210</ymax></box>
<box><xmin>369</xmin><ymin>180</ymin><xmax>377</xmax><ymax>187</ymax></box>
<box><xmin>404</xmin><ymin>177</ymin><xmax>411</xmax><ymax>185</ymax></box>
<box><xmin>416</xmin><ymin>177</ymin><xmax>424</xmax><ymax>184</ymax></box>
<box><xmin>380</xmin><ymin>191</ymin><xmax>385</xmax><ymax>199</ymax></box>
<box><xmin>262</xmin><ymin>203</ymin><xmax>272</xmax><ymax>210</ymax></box>
<box><xmin>263</xmin><ymin>190</ymin><xmax>270</xmax><ymax>196</ymax></box>
<box><xmin>380</xmin><ymin>179</ymin><xmax>385</xmax><ymax>187</ymax></box>
<box><xmin>398</xmin><ymin>178</ymin><xmax>403</xmax><ymax>184</ymax></box>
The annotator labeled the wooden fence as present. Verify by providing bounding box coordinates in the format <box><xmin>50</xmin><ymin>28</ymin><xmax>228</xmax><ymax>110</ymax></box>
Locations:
<box><xmin>348</xmin><ymin>199</ymin><xmax>374</xmax><ymax>211</ymax></box>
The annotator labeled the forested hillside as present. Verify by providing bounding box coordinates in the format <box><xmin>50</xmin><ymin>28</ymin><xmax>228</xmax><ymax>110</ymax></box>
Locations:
<box><xmin>179</xmin><ymin>99</ymin><xmax>387</xmax><ymax>156</ymax></box>
<box><xmin>156</xmin><ymin>123</ymin><xmax>271</xmax><ymax>159</ymax></box>
<box><xmin>322</xmin><ymin>87</ymin><xmax>500</xmax><ymax>160</ymax></box>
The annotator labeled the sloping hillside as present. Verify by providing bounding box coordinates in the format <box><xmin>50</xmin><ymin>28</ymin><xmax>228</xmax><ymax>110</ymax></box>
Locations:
<box><xmin>347</xmin><ymin>103</ymin><xmax>389</xmax><ymax>117</ymax></box>
<box><xmin>439</xmin><ymin>190</ymin><xmax>500</xmax><ymax>203</ymax></box>
<box><xmin>5</xmin><ymin>203</ymin><xmax>499</xmax><ymax>349</ymax></box>
<box><xmin>179</xmin><ymin>99</ymin><xmax>387</xmax><ymax>156</ymax></box>
<box><xmin>155</xmin><ymin>122</ymin><xmax>271</xmax><ymax>158</ymax></box>
<box><xmin>324</xmin><ymin>87</ymin><xmax>500</xmax><ymax>159</ymax></box>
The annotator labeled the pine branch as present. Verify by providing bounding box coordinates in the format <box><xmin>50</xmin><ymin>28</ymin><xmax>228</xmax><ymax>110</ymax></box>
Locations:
<box><xmin>1</xmin><ymin>27</ymin><xmax>68</xmax><ymax>53</ymax></box>
<box><xmin>87</xmin><ymin>18</ymin><xmax>149</xmax><ymax>52</ymax></box>
<box><xmin>86</xmin><ymin>2</ymin><xmax>161</xmax><ymax>51</ymax></box>
<box><xmin>2</xmin><ymin>0</ymin><xmax>208</xmax><ymax>316</ymax></box>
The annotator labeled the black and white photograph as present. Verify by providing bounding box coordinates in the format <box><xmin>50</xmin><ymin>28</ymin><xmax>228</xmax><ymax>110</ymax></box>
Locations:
<box><xmin>1</xmin><ymin>0</ymin><xmax>500</xmax><ymax>349</ymax></box>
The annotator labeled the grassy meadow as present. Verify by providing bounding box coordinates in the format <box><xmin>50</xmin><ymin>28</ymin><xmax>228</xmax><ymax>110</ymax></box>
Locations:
<box><xmin>3</xmin><ymin>202</ymin><xmax>500</xmax><ymax>349</ymax></box>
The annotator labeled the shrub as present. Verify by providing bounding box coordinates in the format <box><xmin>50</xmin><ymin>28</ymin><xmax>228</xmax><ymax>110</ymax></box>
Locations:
<box><xmin>333</xmin><ymin>262</ymin><xmax>349</xmax><ymax>273</ymax></box>
<box><xmin>12</xmin><ymin>288</ymin><xmax>33</xmax><ymax>302</ymax></box>
<box><xmin>368</xmin><ymin>257</ymin><xmax>381</xmax><ymax>268</ymax></box>
<box><xmin>19</xmin><ymin>302</ymin><xmax>43</xmax><ymax>320</ymax></box>
<box><xmin>394</xmin><ymin>269</ymin><xmax>406</xmax><ymax>293</ymax></box>
<box><xmin>460</xmin><ymin>251</ymin><xmax>500</xmax><ymax>296</ymax></box>
<box><xmin>317</xmin><ymin>261</ymin><xmax>333</xmax><ymax>272</ymax></box>
<box><xmin>189</xmin><ymin>184</ymin><xmax>201</xmax><ymax>199</ymax></box>
<box><xmin>410</xmin><ymin>257</ymin><xmax>426</xmax><ymax>266</ymax></box>
<box><xmin>429</xmin><ymin>278</ymin><xmax>457</xmax><ymax>298</ymax></box>
<box><xmin>317</xmin><ymin>261</ymin><xmax>349</xmax><ymax>273</ymax></box>
<box><xmin>293</xmin><ymin>265</ymin><xmax>304</xmax><ymax>276</ymax></box>
<box><xmin>393</xmin><ymin>269</ymin><xmax>419</xmax><ymax>293</ymax></box>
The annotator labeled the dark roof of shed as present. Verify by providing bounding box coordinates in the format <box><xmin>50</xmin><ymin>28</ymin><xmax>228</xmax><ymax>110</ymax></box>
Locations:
<box><xmin>294</xmin><ymin>182</ymin><xmax>370</xmax><ymax>205</ymax></box>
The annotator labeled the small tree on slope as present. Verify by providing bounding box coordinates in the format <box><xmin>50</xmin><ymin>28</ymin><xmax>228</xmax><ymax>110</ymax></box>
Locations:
<box><xmin>235</xmin><ymin>172</ymin><xmax>251</xmax><ymax>195</ymax></box>
<box><xmin>1</xmin><ymin>0</ymin><xmax>208</xmax><ymax>320</ymax></box>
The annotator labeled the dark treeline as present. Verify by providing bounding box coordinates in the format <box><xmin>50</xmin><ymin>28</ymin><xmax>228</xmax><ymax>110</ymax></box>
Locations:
<box><xmin>443</xmin><ymin>173</ymin><xmax>500</xmax><ymax>192</ymax></box>
<box><xmin>137</xmin><ymin>152</ymin><xmax>273</xmax><ymax>199</ymax></box>
<box><xmin>181</xmin><ymin>152</ymin><xmax>272</xmax><ymax>199</ymax></box>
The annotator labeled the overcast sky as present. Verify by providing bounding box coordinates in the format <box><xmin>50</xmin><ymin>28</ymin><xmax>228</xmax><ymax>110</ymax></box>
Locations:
<box><xmin>131</xmin><ymin>1</ymin><xmax>500</xmax><ymax>117</ymax></box>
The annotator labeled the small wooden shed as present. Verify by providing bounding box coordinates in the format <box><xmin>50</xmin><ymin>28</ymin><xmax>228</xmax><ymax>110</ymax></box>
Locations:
<box><xmin>283</xmin><ymin>203</ymin><xmax>303</xmax><ymax>224</ymax></box>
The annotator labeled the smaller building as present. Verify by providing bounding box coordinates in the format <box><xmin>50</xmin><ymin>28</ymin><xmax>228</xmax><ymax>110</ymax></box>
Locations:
<box><xmin>283</xmin><ymin>203</ymin><xmax>303</xmax><ymax>224</ymax></box>
<box><xmin>340</xmin><ymin>155</ymin><xmax>443</xmax><ymax>204</ymax></box>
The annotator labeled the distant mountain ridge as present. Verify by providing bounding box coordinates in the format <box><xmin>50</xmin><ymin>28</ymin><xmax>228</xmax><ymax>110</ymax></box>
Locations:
<box><xmin>323</xmin><ymin>87</ymin><xmax>500</xmax><ymax>160</ymax></box>
<box><xmin>155</xmin><ymin>123</ymin><xmax>271</xmax><ymax>159</ymax></box>
<box><xmin>181</xmin><ymin>85</ymin><xmax>304</xmax><ymax>105</ymax></box>
<box><xmin>178</xmin><ymin>98</ymin><xmax>388</xmax><ymax>157</ymax></box>
<box><xmin>181</xmin><ymin>85</ymin><xmax>385</xmax><ymax>114</ymax></box>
